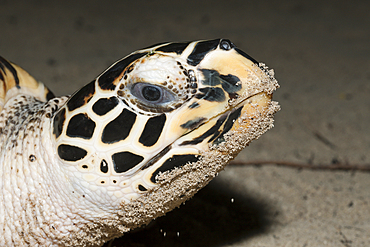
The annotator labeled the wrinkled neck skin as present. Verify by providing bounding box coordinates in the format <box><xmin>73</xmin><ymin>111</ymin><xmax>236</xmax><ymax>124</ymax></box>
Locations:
<box><xmin>0</xmin><ymin>95</ymin><xmax>118</xmax><ymax>247</ymax></box>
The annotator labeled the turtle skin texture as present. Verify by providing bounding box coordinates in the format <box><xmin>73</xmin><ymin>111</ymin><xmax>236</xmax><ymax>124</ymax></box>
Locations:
<box><xmin>0</xmin><ymin>39</ymin><xmax>279</xmax><ymax>246</ymax></box>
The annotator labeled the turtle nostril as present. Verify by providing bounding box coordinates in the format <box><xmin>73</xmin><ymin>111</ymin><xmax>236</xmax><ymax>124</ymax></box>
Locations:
<box><xmin>219</xmin><ymin>39</ymin><xmax>234</xmax><ymax>50</ymax></box>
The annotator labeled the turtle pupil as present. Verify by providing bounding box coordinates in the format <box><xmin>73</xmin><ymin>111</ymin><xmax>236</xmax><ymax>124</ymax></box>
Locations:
<box><xmin>142</xmin><ymin>86</ymin><xmax>161</xmax><ymax>101</ymax></box>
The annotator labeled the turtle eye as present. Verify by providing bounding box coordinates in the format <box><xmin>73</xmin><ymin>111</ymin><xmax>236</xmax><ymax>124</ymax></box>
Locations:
<box><xmin>131</xmin><ymin>82</ymin><xmax>175</xmax><ymax>105</ymax></box>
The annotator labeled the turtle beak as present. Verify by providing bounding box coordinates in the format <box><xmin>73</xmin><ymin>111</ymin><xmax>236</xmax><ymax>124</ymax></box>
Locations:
<box><xmin>167</xmin><ymin>47</ymin><xmax>279</xmax><ymax>150</ymax></box>
<box><xmin>198</xmin><ymin>47</ymin><xmax>278</xmax><ymax>106</ymax></box>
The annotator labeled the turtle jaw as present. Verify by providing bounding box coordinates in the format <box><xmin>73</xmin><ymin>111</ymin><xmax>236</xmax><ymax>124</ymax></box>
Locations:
<box><xmin>229</xmin><ymin>91</ymin><xmax>273</xmax><ymax>132</ymax></box>
<box><xmin>172</xmin><ymin>90</ymin><xmax>275</xmax><ymax>151</ymax></box>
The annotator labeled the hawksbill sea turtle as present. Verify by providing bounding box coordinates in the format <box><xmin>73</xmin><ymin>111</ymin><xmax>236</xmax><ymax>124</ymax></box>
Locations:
<box><xmin>0</xmin><ymin>39</ymin><xmax>279</xmax><ymax>246</ymax></box>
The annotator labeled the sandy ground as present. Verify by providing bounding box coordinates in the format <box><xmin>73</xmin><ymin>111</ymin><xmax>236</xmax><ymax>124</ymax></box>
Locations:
<box><xmin>1</xmin><ymin>0</ymin><xmax>369</xmax><ymax>246</ymax></box>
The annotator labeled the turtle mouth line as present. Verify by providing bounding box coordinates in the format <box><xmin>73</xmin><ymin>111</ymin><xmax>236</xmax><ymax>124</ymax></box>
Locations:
<box><xmin>217</xmin><ymin>90</ymin><xmax>271</xmax><ymax>123</ymax></box>
<box><xmin>230</xmin><ymin>90</ymin><xmax>269</xmax><ymax>110</ymax></box>
<box><xmin>177</xmin><ymin>91</ymin><xmax>271</xmax><ymax>146</ymax></box>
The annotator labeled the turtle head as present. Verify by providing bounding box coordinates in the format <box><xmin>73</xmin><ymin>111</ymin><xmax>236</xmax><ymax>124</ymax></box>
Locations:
<box><xmin>51</xmin><ymin>39</ymin><xmax>279</xmax><ymax>210</ymax></box>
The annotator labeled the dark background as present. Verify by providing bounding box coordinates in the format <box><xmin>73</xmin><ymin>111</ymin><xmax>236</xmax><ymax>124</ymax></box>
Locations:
<box><xmin>1</xmin><ymin>0</ymin><xmax>369</xmax><ymax>246</ymax></box>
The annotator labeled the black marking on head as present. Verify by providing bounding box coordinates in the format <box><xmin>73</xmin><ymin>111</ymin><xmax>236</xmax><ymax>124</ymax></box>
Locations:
<box><xmin>138</xmin><ymin>184</ymin><xmax>147</xmax><ymax>192</ymax></box>
<box><xmin>53</xmin><ymin>108</ymin><xmax>66</xmax><ymax>139</ymax></box>
<box><xmin>219</xmin><ymin>74</ymin><xmax>241</xmax><ymax>93</ymax></box>
<box><xmin>150</xmin><ymin>154</ymin><xmax>200</xmax><ymax>183</ymax></box>
<box><xmin>214</xmin><ymin>106</ymin><xmax>243</xmax><ymax>144</ymax></box>
<box><xmin>219</xmin><ymin>39</ymin><xmax>235</xmax><ymax>50</ymax></box>
<box><xmin>187</xmin><ymin>39</ymin><xmax>220</xmax><ymax>66</ymax></box>
<box><xmin>0</xmin><ymin>56</ymin><xmax>20</xmax><ymax>88</ymax></box>
<box><xmin>201</xmin><ymin>69</ymin><xmax>241</xmax><ymax>94</ymax></box>
<box><xmin>100</xmin><ymin>159</ymin><xmax>108</xmax><ymax>173</ymax></box>
<box><xmin>195</xmin><ymin>87</ymin><xmax>225</xmax><ymax>102</ymax></box>
<box><xmin>102</xmin><ymin>109</ymin><xmax>136</xmax><ymax>143</ymax></box>
<box><xmin>92</xmin><ymin>97</ymin><xmax>119</xmax><ymax>116</ymax></box>
<box><xmin>200</xmin><ymin>69</ymin><xmax>221</xmax><ymax>86</ymax></box>
<box><xmin>219</xmin><ymin>74</ymin><xmax>240</xmax><ymax>86</ymax></box>
<box><xmin>139</xmin><ymin>114</ymin><xmax>166</xmax><ymax>147</ymax></box>
<box><xmin>155</xmin><ymin>42</ymin><xmax>190</xmax><ymax>54</ymax></box>
<box><xmin>180</xmin><ymin>114</ymin><xmax>227</xmax><ymax>146</ymax></box>
<box><xmin>67</xmin><ymin>113</ymin><xmax>96</xmax><ymax>139</ymax></box>
<box><xmin>112</xmin><ymin>151</ymin><xmax>144</xmax><ymax>173</ymax></box>
<box><xmin>67</xmin><ymin>81</ymin><xmax>95</xmax><ymax>112</ymax></box>
<box><xmin>98</xmin><ymin>53</ymin><xmax>146</xmax><ymax>90</ymax></box>
<box><xmin>234</xmin><ymin>48</ymin><xmax>258</xmax><ymax>64</ymax></box>
<box><xmin>188</xmin><ymin>102</ymin><xmax>200</xmax><ymax>109</ymax></box>
<box><xmin>46</xmin><ymin>89</ymin><xmax>55</xmax><ymax>100</ymax></box>
<box><xmin>58</xmin><ymin>144</ymin><xmax>87</xmax><ymax>162</ymax></box>
<box><xmin>180</xmin><ymin>117</ymin><xmax>206</xmax><ymax>129</ymax></box>
<box><xmin>222</xmin><ymin>106</ymin><xmax>243</xmax><ymax>133</ymax></box>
